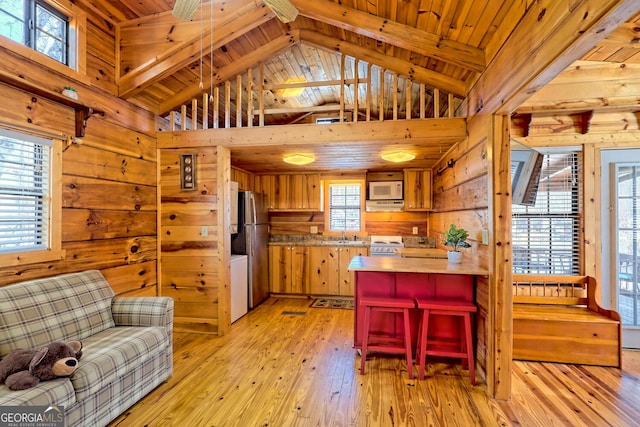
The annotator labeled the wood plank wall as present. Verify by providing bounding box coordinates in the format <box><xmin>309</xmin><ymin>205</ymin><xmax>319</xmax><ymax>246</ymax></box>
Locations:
<box><xmin>0</xmin><ymin>13</ymin><xmax>160</xmax><ymax>294</ymax></box>
<box><xmin>429</xmin><ymin>115</ymin><xmax>491</xmax><ymax>384</ymax></box>
<box><xmin>159</xmin><ymin>147</ymin><xmax>220</xmax><ymax>334</ymax></box>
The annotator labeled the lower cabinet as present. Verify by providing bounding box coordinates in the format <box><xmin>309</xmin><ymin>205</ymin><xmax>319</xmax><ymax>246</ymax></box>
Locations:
<box><xmin>269</xmin><ymin>244</ymin><xmax>368</xmax><ymax>296</ymax></box>
<box><xmin>269</xmin><ymin>246</ymin><xmax>309</xmax><ymax>294</ymax></box>
<box><xmin>308</xmin><ymin>246</ymin><xmax>369</xmax><ymax>296</ymax></box>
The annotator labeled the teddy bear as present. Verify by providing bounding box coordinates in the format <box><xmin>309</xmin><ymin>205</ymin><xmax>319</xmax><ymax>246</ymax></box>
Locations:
<box><xmin>0</xmin><ymin>340</ymin><xmax>83</xmax><ymax>391</ymax></box>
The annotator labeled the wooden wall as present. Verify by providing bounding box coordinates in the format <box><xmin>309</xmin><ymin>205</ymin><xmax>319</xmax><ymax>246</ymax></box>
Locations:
<box><xmin>159</xmin><ymin>147</ymin><xmax>221</xmax><ymax>334</ymax></box>
<box><xmin>0</xmin><ymin>11</ymin><xmax>159</xmax><ymax>295</ymax></box>
<box><xmin>428</xmin><ymin>115</ymin><xmax>491</xmax><ymax>385</ymax></box>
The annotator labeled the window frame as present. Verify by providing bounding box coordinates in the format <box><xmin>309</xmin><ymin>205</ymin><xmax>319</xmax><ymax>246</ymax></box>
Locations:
<box><xmin>0</xmin><ymin>126</ymin><xmax>65</xmax><ymax>266</ymax></box>
<box><xmin>323</xmin><ymin>179</ymin><xmax>366</xmax><ymax>234</ymax></box>
<box><xmin>0</xmin><ymin>0</ymin><xmax>86</xmax><ymax>78</ymax></box>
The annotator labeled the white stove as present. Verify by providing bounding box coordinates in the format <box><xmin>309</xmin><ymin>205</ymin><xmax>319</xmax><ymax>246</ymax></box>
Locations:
<box><xmin>369</xmin><ymin>235</ymin><xmax>404</xmax><ymax>257</ymax></box>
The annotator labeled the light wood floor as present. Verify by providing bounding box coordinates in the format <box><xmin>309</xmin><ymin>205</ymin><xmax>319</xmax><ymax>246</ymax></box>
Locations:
<box><xmin>109</xmin><ymin>297</ymin><xmax>640</xmax><ymax>427</ymax></box>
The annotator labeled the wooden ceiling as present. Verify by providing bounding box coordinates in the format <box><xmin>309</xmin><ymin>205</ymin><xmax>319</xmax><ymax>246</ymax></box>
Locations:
<box><xmin>82</xmin><ymin>0</ymin><xmax>640</xmax><ymax>172</ymax></box>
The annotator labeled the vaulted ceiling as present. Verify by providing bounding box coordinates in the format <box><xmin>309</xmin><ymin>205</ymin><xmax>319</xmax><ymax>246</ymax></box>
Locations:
<box><xmin>82</xmin><ymin>0</ymin><xmax>639</xmax><ymax>118</ymax></box>
<box><xmin>80</xmin><ymin>0</ymin><xmax>640</xmax><ymax>171</ymax></box>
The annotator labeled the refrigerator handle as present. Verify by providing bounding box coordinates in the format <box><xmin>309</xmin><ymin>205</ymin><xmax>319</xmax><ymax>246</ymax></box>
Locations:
<box><xmin>250</xmin><ymin>193</ymin><xmax>257</xmax><ymax>225</ymax></box>
<box><xmin>248</xmin><ymin>227</ymin><xmax>254</xmax><ymax>257</ymax></box>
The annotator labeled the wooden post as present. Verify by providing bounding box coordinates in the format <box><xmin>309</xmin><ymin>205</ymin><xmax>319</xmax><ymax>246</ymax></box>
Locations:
<box><xmin>247</xmin><ymin>68</ymin><xmax>253</xmax><ymax>128</ymax></box>
<box><xmin>192</xmin><ymin>98</ymin><xmax>198</xmax><ymax>130</ymax></box>
<box><xmin>420</xmin><ymin>83</ymin><xmax>425</xmax><ymax>119</ymax></box>
<box><xmin>181</xmin><ymin>105</ymin><xmax>187</xmax><ymax>130</ymax></box>
<box><xmin>487</xmin><ymin>113</ymin><xmax>513</xmax><ymax>400</ymax></box>
<box><xmin>169</xmin><ymin>111</ymin><xmax>176</xmax><ymax>131</ymax></box>
<box><xmin>353</xmin><ymin>59</ymin><xmax>359</xmax><ymax>122</ymax></box>
<box><xmin>259</xmin><ymin>63</ymin><xmax>265</xmax><ymax>127</ymax></box>
<box><xmin>449</xmin><ymin>93</ymin><xmax>455</xmax><ymax>118</ymax></box>
<box><xmin>213</xmin><ymin>86</ymin><xmax>219</xmax><ymax>129</ymax></box>
<box><xmin>236</xmin><ymin>74</ymin><xmax>242</xmax><ymax>128</ymax></box>
<box><xmin>340</xmin><ymin>54</ymin><xmax>345</xmax><ymax>123</ymax></box>
<box><xmin>217</xmin><ymin>146</ymin><xmax>232</xmax><ymax>336</ymax></box>
<box><xmin>202</xmin><ymin>93</ymin><xmax>209</xmax><ymax>129</ymax></box>
<box><xmin>406</xmin><ymin>80</ymin><xmax>411</xmax><ymax>120</ymax></box>
<box><xmin>379</xmin><ymin>68</ymin><xmax>384</xmax><ymax>121</ymax></box>
<box><xmin>225</xmin><ymin>81</ymin><xmax>231</xmax><ymax>129</ymax></box>
<box><xmin>393</xmin><ymin>74</ymin><xmax>398</xmax><ymax>121</ymax></box>
<box><xmin>366</xmin><ymin>63</ymin><xmax>372</xmax><ymax>122</ymax></box>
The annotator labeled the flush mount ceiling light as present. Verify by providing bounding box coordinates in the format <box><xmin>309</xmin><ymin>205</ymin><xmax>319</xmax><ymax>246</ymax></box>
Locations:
<box><xmin>381</xmin><ymin>151</ymin><xmax>415</xmax><ymax>163</ymax></box>
<box><xmin>263</xmin><ymin>0</ymin><xmax>299</xmax><ymax>23</ymax></box>
<box><xmin>283</xmin><ymin>154</ymin><xmax>315</xmax><ymax>165</ymax></box>
<box><xmin>172</xmin><ymin>0</ymin><xmax>200</xmax><ymax>20</ymax></box>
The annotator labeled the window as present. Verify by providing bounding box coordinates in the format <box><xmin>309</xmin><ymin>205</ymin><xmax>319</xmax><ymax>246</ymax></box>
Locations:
<box><xmin>512</xmin><ymin>150</ymin><xmax>582</xmax><ymax>275</ymax></box>
<box><xmin>0</xmin><ymin>0</ymin><xmax>69</xmax><ymax>65</ymax></box>
<box><xmin>326</xmin><ymin>181</ymin><xmax>364</xmax><ymax>232</ymax></box>
<box><xmin>0</xmin><ymin>127</ymin><xmax>63</xmax><ymax>264</ymax></box>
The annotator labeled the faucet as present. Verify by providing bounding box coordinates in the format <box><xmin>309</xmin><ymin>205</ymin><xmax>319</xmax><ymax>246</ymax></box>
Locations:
<box><xmin>341</xmin><ymin>231</ymin><xmax>345</xmax><ymax>241</ymax></box>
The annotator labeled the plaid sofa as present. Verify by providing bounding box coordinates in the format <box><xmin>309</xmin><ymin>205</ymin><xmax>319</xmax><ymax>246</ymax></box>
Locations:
<box><xmin>0</xmin><ymin>270</ymin><xmax>174</xmax><ymax>427</ymax></box>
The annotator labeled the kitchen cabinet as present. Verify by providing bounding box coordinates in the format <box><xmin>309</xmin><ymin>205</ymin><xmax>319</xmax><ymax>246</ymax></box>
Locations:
<box><xmin>404</xmin><ymin>168</ymin><xmax>433</xmax><ymax>210</ymax></box>
<box><xmin>271</xmin><ymin>244</ymin><xmax>368</xmax><ymax>296</ymax></box>
<box><xmin>308</xmin><ymin>245</ymin><xmax>369</xmax><ymax>296</ymax></box>
<box><xmin>269</xmin><ymin>245</ymin><xmax>309</xmax><ymax>294</ymax></box>
<box><xmin>255</xmin><ymin>174</ymin><xmax>321</xmax><ymax>211</ymax></box>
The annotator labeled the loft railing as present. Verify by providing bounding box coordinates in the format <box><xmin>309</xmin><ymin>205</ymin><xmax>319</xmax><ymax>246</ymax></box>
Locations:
<box><xmin>165</xmin><ymin>61</ymin><xmax>461</xmax><ymax>131</ymax></box>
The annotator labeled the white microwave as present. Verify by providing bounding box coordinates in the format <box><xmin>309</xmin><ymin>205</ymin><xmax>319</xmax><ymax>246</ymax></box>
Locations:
<box><xmin>369</xmin><ymin>181</ymin><xmax>403</xmax><ymax>200</ymax></box>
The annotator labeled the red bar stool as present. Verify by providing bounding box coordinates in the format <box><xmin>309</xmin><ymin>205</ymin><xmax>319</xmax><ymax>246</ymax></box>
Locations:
<box><xmin>415</xmin><ymin>297</ymin><xmax>477</xmax><ymax>385</ymax></box>
<box><xmin>359</xmin><ymin>296</ymin><xmax>415</xmax><ymax>379</ymax></box>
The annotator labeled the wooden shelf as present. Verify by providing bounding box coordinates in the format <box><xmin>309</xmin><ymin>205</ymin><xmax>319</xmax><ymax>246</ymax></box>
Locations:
<box><xmin>0</xmin><ymin>69</ymin><xmax>104</xmax><ymax>137</ymax></box>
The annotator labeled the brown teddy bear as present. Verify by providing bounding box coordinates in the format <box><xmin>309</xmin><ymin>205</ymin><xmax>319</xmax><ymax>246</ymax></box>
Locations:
<box><xmin>0</xmin><ymin>341</ymin><xmax>83</xmax><ymax>391</ymax></box>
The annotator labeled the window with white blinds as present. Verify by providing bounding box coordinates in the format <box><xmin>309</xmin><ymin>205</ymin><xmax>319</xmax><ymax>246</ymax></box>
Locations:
<box><xmin>0</xmin><ymin>128</ymin><xmax>52</xmax><ymax>253</ymax></box>
<box><xmin>328</xmin><ymin>183</ymin><xmax>362</xmax><ymax>231</ymax></box>
<box><xmin>512</xmin><ymin>150</ymin><xmax>582</xmax><ymax>275</ymax></box>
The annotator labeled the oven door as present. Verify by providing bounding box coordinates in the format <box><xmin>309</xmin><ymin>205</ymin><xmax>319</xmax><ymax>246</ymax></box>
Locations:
<box><xmin>369</xmin><ymin>247</ymin><xmax>401</xmax><ymax>257</ymax></box>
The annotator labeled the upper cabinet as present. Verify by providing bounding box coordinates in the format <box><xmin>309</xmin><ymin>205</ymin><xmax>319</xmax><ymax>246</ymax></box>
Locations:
<box><xmin>404</xmin><ymin>168</ymin><xmax>433</xmax><ymax>211</ymax></box>
<box><xmin>255</xmin><ymin>173</ymin><xmax>321</xmax><ymax>211</ymax></box>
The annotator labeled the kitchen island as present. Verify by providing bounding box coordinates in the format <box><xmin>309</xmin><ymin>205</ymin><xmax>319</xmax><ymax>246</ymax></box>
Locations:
<box><xmin>348</xmin><ymin>256</ymin><xmax>489</xmax><ymax>351</ymax></box>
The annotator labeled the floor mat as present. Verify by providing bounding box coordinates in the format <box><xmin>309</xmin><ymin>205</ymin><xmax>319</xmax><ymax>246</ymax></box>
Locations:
<box><xmin>310</xmin><ymin>297</ymin><xmax>354</xmax><ymax>310</ymax></box>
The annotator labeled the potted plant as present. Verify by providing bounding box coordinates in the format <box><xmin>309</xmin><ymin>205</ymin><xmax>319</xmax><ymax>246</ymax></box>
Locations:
<box><xmin>443</xmin><ymin>224</ymin><xmax>470</xmax><ymax>264</ymax></box>
<box><xmin>62</xmin><ymin>86</ymin><xmax>78</xmax><ymax>100</ymax></box>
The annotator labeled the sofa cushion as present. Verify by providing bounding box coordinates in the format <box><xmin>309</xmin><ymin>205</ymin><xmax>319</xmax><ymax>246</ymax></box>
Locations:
<box><xmin>0</xmin><ymin>378</ymin><xmax>76</xmax><ymax>408</ymax></box>
<box><xmin>70</xmin><ymin>326</ymin><xmax>169</xmax><ymax>401</ymax></box>
<box><xmin>0</xmin><ymin>270</ymin><xmax>115</xmax><ymax>357</ymax></box>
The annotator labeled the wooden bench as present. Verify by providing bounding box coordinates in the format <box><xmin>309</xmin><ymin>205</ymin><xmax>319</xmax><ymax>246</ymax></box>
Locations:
<box><xmin>512</xmin><ymin>274</ymin><xmax>621</xmax><ymax>367</ymax></box>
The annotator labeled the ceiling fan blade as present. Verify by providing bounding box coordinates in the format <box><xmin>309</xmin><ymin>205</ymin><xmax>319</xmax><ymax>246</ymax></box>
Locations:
<box><xmin>172</xmin><ymin>0</ymin><xmax>200</xmax><ymax>21</ymax></box>
<box><xmin>263</xmin><ymin>0</ymin><xmax>299</xmax><ymax>23</ymax></box>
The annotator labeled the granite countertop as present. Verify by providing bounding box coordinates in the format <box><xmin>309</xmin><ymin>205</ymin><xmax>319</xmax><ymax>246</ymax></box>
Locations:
<box><xmin>269</xmin><ymin>239</ymin><xmax>369</xmax><ymax>247</ymax></box>
<box><xmin>268</xmin><ymin>235</ymin><xmax>436</xmax><ymax>249</ymax></box>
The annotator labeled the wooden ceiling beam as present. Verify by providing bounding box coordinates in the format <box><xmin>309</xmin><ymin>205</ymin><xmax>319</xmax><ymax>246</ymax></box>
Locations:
<box><xmin>300</xmin><ymin>30</ymin><xmax>466</xmax><ymax>97</ymax></box>
<box><xmin>291</xmin><ymin>0</ymin><xmax>485</xmax><ymax>73</ymax></box>
<box><xmin>157</xmin><ymin>118</ymin><xmax>467</xmax><ymax>149</ymax></box>
<box><xmin>467</xmin><ymin>0</ymin><xmax>640</xmax><ymax>117</ymax></box>
<box><xmin>158</xmin><ymin>32</ymin><xmax>301</xmax><ymax>115</ymax></box>
<box><xmin>516</xmin><ymin>62</ymin><xmax>640</xmax><ymax>114</ymax></box>
<box><xmin>117</xmin><ymin>0</ymin><xmax>272</xmax><ymax>98</ymax></box>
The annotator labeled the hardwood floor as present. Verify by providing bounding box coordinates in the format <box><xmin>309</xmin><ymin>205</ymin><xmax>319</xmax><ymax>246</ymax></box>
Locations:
<box><xmin>109</xmin><ymin>297</ymin><xmax>640</xmax><ymax>427</ymax></box>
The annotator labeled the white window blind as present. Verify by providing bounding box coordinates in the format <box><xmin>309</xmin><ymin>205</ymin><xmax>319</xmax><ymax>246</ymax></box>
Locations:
<box><xmin>0</xmin><ymin>128</ymin><xmax>52</xmax><ymax>253</ymax></box>
<box><xmin>329</xmin><ymin>183</ymin><xmax>361</xmax><ymax>231</ymax></box>
<box><xmin>512</xmin><ymin>151</ymin><xmax>582</xmax><ymax>275</ymax></box>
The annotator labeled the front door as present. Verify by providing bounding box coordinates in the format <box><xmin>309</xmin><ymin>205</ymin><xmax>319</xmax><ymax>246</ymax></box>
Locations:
<box><xmin>601</xmin><ymin>149</ymin><xmax>640</xmax><ymax>349</ymax></box>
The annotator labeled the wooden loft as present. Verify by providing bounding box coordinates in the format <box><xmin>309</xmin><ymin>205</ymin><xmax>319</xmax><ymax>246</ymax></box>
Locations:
<box><xmin>164</xmin><ymin>59</ymin><xmax>463</xmax><ymax>131</ymax></box>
